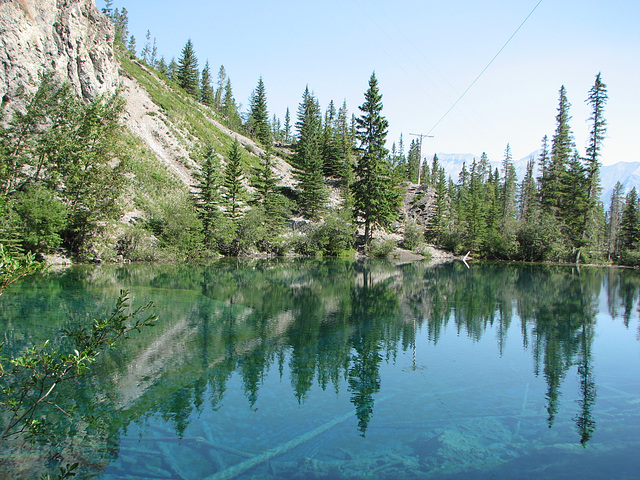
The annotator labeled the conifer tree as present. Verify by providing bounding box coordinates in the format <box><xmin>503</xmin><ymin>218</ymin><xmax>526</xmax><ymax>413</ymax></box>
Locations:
<box><xmin>101</xmin><ymin>0</ymin><xmax>113</xmax><ymax>18</ymax></box>
<box><xmin>127</xmin><ymin>35</ymin><xmax>136</xmax><ymax>56</ymax></box>
<box><xmin>406</xmin><ymin>140</ymin><xmax>420</xmax><ymax>183</ymax></box>
<box><xmin>248</xmin><ymin>77</ymin><xmax>271</xmax><ymax>145</ymax></box>
<box><xmin>294</xmin><ymin>87</ymin><xmax>326</xmax><ymax>218</ymax></box>
<box><xmin>157</xmin><ymin>57</ymin><xmax>167</xmax><ymax>76</ymax></box>
<box><xmin>214</xmin><ymin>65</ymin><xmax>227</xmax><ymax>111</ymax></box>
<box><xmin>200</xmin><ymin>61</ymin><xmax>214</xmax><ymax>107</ymax></box>
<box><xmin>112</xmin><ymin>8</ymin><xmax>128</xmax><ymax>45</ymax></box>
<box><xmin>337</xmin><ymin>101</ymin><xmax>355</xmax><ymax>191</ymax></box>
<box><xmin>222</xmin><ymin>138</ymin><xmax>246</xmax><ymax>221</ymax></box>
<box><xmin>620</xmin><ymin>187</ymin><xmax>640</xmax><ymax>254</ymax></box>
<box><xmin>501</xmin><ymin>144</ymin><xmax>518</xmax><ymax>223</ymax></box>
<box><xmin>579</xmin><ymin>73</ymin><xmax>608</xmax><ymax>251</ymax></box>
<box><xmin>176</xmin><ymin>39</ymin><xmax>199</xmax><ymax>98</ymax></box>
<box><xmin>193</xmin><ymin>145</ymin><xmax>221</xmax><ymax>247</ymax></box>
<box><xmin>283</xmin><ymin>107</ymin><xmax>291</xmax><ymax>144</ymax></box>
<box><xmin>518</xmin><ymin>157</ymin><xmax>538</xmax><ymax>221</ymax></box>
<box><xmin>584</xmin><ymin>73</ymin><xmax>607</xmax><ymax>203</ymax></box>
<box><xmin>353</xmin><ymin>72</ymin><xmax>398</xmax><ymax>244</ymax></box>
<box><xmin>167</xmin><ymin>58</ymin><xmax>178</xmax><ymax>81</ymax></box>
<box><xmin>607</xmin><ymin>182</ymin><xmax>625</xmax><ymax>259</ymax></box>
<box><xmin>222</xmin><ymin>79</ymin><xmax>241</xmax><ymax>128</ymax></box>
<box><xmin>151</xmin><ymin>38</ymin><xmax>157</xmax><ymax>67</ymax></box>
<box><xmin>321</xmin><ymin>100</ymin><xmax>342</xmax><ymax>177</ymax></box>
<box><xmin>141</xmin><ymin>30</ymin><xmax>151</xmax><ymax>63</ymax></box>
<box><xmin>546</xmin><ymin>85</ymin><xmax>575</xmax><ymax>213</ymax></box>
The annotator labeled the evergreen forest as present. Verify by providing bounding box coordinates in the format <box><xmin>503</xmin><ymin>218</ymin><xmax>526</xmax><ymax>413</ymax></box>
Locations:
<box><xmin>1</xmin><ymin>4</ymin><xmax>639</xmax><ymax>267</ymax></box>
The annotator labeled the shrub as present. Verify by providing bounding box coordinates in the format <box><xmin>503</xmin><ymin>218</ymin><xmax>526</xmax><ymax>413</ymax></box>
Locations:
<box><xmin>402</xmin><ymin>220</ymin><xmax>424</xmax><ymax>250</ymax></box>
<box><xmin>366</xmin><ymin>238</ymin><xmax>396</xmax><ymax>258</ymax></box>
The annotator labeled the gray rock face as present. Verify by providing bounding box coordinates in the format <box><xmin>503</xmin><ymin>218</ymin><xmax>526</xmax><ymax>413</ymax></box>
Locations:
<box><xmin>0</xmin><ymin>0</ymin><xmax>118</xmax><ymax>109</ymax></box>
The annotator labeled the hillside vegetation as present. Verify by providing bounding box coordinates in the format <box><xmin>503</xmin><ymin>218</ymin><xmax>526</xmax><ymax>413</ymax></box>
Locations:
<box><xmin>2</xmin><ymin>2</ymin><xmax>640</xmax><ymax>266</ymax></box>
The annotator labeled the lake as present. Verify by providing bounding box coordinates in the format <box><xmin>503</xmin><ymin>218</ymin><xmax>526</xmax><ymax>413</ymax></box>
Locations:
<box><xmin>1</xmin><ymin>259</ymin><xmax>639</xmax><ymax>479</ymax></box>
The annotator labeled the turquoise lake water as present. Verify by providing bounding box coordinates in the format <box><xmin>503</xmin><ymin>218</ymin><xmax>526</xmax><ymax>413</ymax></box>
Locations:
<box><xmin>1</xmin><ymin>259</ymin><xmax>639</xmax><ymax>479</ymax></box>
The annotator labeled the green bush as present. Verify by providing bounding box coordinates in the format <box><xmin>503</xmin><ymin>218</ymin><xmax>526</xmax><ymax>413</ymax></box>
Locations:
<box><xmin>12</xmin><ymin>186</ymin><xmax>68</xmax><ymax>253</ymax></box>
<box><xmin>619</xmin><ymin>248</ymin><xmax>640</xmax><ymax>267</ymax></box>
<box><xmin>402</xmin><ymin>220</ymin><xmax>424</xmax><ymax>250</ymax></box>
<box><xmin>310</xmin><ymin>212</ymin><xmax>356</xmax><ymax>256</ymax></box>
<box><xmin>366</xmin><ymin>238</ymin><xmax>396</xmax><ymax>258</ymax></box>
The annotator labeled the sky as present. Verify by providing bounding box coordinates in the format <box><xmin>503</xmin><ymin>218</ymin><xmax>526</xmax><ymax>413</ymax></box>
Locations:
<box><xmin>97</xmin><ymin>0</ymin><xmax>640</xmax><ymax>166</ymax></box>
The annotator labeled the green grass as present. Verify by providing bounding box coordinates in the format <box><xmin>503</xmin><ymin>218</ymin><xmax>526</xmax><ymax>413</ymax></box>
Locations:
<box><xmin>117</xmin><ymin>51</ymin><xmax>261</xmax><ymax>171</ymax></box>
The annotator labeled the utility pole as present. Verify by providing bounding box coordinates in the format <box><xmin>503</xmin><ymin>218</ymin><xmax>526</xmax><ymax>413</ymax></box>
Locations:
<box><xmin>409</xmin><ymin>133</ymin><xmax>433</xmax><ymax>185</ymax></box>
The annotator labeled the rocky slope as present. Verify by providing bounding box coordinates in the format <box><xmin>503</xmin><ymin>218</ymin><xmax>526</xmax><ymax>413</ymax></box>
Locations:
<box><xmin>0</xmin><ymin>0</ymin><xmax>118</xmax><ymax>110</ymax></box>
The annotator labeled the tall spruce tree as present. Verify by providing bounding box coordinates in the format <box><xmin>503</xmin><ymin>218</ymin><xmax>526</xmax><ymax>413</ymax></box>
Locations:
<box><xmin>200</xmin><ymin>61</ymin><xmax>214</xmax><ymax>107</ymax></box>
<box><xmin>321</xmin><ymin>100</ymin><xmax>342</xmax><ymax>177</ymax></box>
<box><xmin>193</xmin><ymin>144</ymin><xmax>221</xmax><ymax>247</ymax></box>
<box><xmin>543</xmin><ymin>86</ymin><xmax>575</xmax><ymax>213</ymax></box>
<box><xmin>579</xmin><ymin>73</ymin><xmax>608</xmax><ymax>251</ymax></box>
<box><xmin>222</xmin><ymin>79</ymin><xmax>241</xmax><ymax>128</ymax></box>
<box><xmin>283</xmin><ymin>107</ymin><xmax>291</xmax><ymax>143</ymax></box>
<box><xmin>176</xmin><ymin>39</ymin><xmax>199</xmax><ymax>98</ymax></box>
<box><xmin>501</xmin><ymin>144</ymin><xmax>518</xmax><ymax>224</ymax></box>
<box><xmin>353</xmin><ymin>72</ymin><xmax>398</xmax><ymax>244</ymax></box>
<box><xmin>248</xmin><ymin>77</ymin><xmax>271</xmax><ymax>145</ymax></box>
<box><xmin>294</xmin><ymin>86</ymin><xmax>326</xmax><ymax>218</ymax></box>
<box><xmin>222</xmin><ymin>138</ymin><xmax>246</xmax><ymax>221</ymax></box>
<box><xmin>620</xmin><ymin>188</ymin><xmax>640</xmax><ymax>254</ymax></box>
<box><xmin>518</xmin><ymin>157</ymin><xmax>538</xmax><ymax>221</ymax></box>
<box><xmin>606</xmin><ymin>181</ymin><xmax>624</xmax><ymax>259</ymax></box>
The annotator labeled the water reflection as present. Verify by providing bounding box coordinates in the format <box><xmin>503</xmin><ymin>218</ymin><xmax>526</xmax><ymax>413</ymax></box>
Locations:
<box><xmin>1</xmin><ymin>260</ymin><xmax>639</xmax><ymax>478</ymax></box>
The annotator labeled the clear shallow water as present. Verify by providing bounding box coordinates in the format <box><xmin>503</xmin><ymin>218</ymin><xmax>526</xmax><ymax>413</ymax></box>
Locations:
<box><xmin>1</xmin><ymin>259</ymin><xmax>639</xmax><ymax>479</ymax></box>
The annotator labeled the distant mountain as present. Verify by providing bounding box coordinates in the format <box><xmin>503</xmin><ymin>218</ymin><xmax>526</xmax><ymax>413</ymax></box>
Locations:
<box><xmin>428</xmin><ymin>152</ymin><xmax>640</xmax><ymax>207</ymax></box>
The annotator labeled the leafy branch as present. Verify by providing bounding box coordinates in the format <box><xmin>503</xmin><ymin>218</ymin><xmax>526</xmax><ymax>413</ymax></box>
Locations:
<box><xmin>0</xmin><ymin>290</ymin><xmax>156</xmax><ymax>444</ymax></box>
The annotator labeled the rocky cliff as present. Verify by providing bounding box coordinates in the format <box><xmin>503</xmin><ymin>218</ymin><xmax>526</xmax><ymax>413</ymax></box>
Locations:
<box><xmin>0</xmin><ymin>0</ymin><xmax>118</xmax><ymax>110</ymax></box>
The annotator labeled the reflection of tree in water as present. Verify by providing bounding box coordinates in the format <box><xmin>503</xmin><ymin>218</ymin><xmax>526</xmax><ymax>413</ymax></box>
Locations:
<box><xmin>347</xmin><ymin>266</ymin><xmax>399</xmax><ymax>435</ymax></box>
<box><xmin>4</xmin><ymin>259</ymin><xmax>640</xmax><ymax>477</ymax></box>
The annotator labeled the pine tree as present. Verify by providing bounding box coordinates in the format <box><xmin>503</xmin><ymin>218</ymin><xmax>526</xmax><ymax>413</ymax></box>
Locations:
<box><xmin>214</xmin><ymin>65</ymin><xmax>227</xmax><ymax>111</ymax></box>
<box><xmin>607</xmin><ymin>182</ymin><xmax>624</xmax><ymax>259</ymax></box>
<box><xmin>501</xmin><ymin>144</ymin><xmax>518</xmax><ymax>223</ymax></box>
<box><xmin>167</xmin><ymin>58</ymin><xmax>178</xmax><ymax>81</ymax></box>
<box><xmin>141</xmin><ymin>30</ymin><xmax>151</xmax><ymax>63</ymax></box>
<box><xmin>406</xmin><ymin>139</ymin><xmax>420</xmax><ymax>183</ymax></box>
<box><xmin>353</xmin><ymin>72</ymin><xmax>398</xmax><ymax>244</ymax></box>
<box><xmin>176</xmin><ymin>39</ymin><xmax>199</xmax><ymax>98</ymax></box>
<box><xmin>112</xmin><ymin>8</ymin><xmax>129</xmax><ymax>45</ymax></box>
<box><xmin>127</xmin><ymin>35</ymin><xmax>136</xmax><ymax>56</ymax></box>
<box><xmin>337</xmin><ymin>101</ymin><xmax>354</xmax><ymax>190</ymax></box>
<box><xmin>294</xmin><ymin>86</ymin><xmax>326</xmax><ymax>218</ymax></box>
<box><xmin>157</xmin><ymin>56</ymin><xmax>167</xmax><ymax>76</ymax></box>
<box><xmin>283</xmin><ymin>107</ymin><xmax>291</xmax><ymax>143</ymax></box>
<box><xmin>151</xmin><ymin>38</ymin><xmax>158</xmax><ymax>67</ymax></box>
<box><xmin>193</xmin><ymin>144</ymin><xmax>221</xmax><ymax>247</ymax></box>
<box><xmin>200</xmin><ymin>61</ymin><xmax>214</xmax><ymax>107</ymax></box>
<box><xmin>222</xmin><ymin>138</ymin><xmax>246</xmax><ymax>221</ymax></box>
<box><xmin>247</xmin><ymin>77</ymin><xmax>271</xmax><ymax>145</ymax></box>
<box><xmin>222</xmin><ymin>79</ymin><xmax>241</xmax><ymax>128</ymax></box>
<box><xmin>547</xmin><ymin>85</ymin><xmax>575</xmax><ymax>213</ymax></box>
<box><xmin>620</xmin><ymin>187</ymin><xmax>640</xmax><ymax>253</ymax></box>
<box><xmin>321</xmin><ymin>100</ymin><xmax>342</xmax><ymax>177</ymax></box>
<box><xmin>518</xmin><ymin>156</ymin><xmax>538</xmax><ymax>221</ymax></box>
<box><xmin>580</xmin><ymin>73</ymin><xmax>608</xmax><ymax>251</ymax></box>
<box><xmin>101</xmin><ymin>0</ymin><xmax>113</xmax><ymax>18</ymax></box>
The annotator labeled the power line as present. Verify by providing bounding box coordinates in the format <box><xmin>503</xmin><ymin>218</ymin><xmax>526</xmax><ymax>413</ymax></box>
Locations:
<box><xmin>427</xmin><ymin>0</ymin><xmax>544</xmax><ymax>136</ymax></box>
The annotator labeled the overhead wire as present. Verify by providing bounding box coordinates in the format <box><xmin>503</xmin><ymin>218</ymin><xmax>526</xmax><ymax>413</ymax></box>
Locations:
<box><xmin>426</xmin><ymin>0</ymin><xmax>544</xmax><ymax>136</ymax></box>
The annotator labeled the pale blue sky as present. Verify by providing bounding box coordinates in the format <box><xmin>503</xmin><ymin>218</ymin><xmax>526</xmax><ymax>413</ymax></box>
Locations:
<box><xmin>98</xmin><ymin>0</ymin><xmax>639</xmax><ymax>165</ymax></box>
